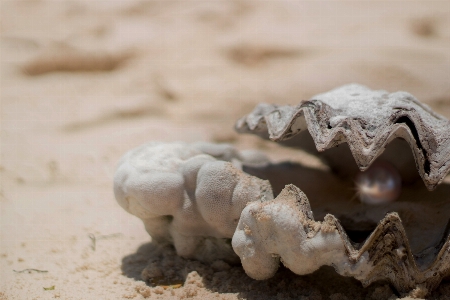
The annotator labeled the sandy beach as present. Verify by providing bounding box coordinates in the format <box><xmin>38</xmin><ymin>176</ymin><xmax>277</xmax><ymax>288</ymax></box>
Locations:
<box><xmin>1</xmin><ymin>1</ymin><xmax>450</xmax><ymax>299</ymax></box>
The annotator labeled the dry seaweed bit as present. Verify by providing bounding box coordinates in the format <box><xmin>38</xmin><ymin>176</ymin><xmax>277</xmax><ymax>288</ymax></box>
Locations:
<box><xmin>150</xmin><ymin>277</ymin><xmax>183</xmax><ymax>289</ymax></box>
<box><xmin>13</xmin><ymin>269</ymin><xmax>48</xmax><ymax>273</ymax></box>
<box><xmin>43</xmin><ymin>286</ymin><xmax>55</xmax><ymax>291</ymax></box>
<box><xmin>88</xmin><ymin>233</ymin><xmax>122</xmax><ymax>251</ymax></box>
<box><xmin>162</xmin><ymin>284</ymin><xmax>182</xmax><ymax>290</ymax></box>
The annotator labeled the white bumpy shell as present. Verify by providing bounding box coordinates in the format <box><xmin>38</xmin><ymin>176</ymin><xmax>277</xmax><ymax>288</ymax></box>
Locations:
<box><xmin>113</xmin><ymin>142</ymin><xmax>273</xmax><ymax>263</ymax></box>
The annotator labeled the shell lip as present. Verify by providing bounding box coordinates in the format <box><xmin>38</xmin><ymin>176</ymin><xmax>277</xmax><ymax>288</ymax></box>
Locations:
<box><xmin>330</xmin><ymin>194</ymin><xmax>450</xmax><ymax>273</ymax></box>
<box><xmin>350</xmin><ymin>212</ymin><xmax>450</xmax><ymax>268</ymax></box>
<box><xmin>260</xmin><ymin>184</ymin><xmax>450</xmax><ymax>292</ymax></box>
<box><xmin>235</xmin><ymin>84</ymin><xmax>450</xmax><ymax>190</ymax></box>
<box><xmin>242</xmin><ymin>159</ymin><xmax>450</xmax><ymax>268</ymax></box>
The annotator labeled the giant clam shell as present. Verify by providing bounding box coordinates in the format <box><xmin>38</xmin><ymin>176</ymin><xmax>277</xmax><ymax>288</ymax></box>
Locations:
<box><xmin>114</xmin><ymin>84</ymin><xmax>449</xmax><ymax>296</ymax></box>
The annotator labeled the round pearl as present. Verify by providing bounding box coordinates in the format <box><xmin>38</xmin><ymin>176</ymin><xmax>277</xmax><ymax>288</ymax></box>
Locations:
<box><xmin>355</xmin><ymin>161</ymin><xmax>402</xmax><ymax>205</ymax></box>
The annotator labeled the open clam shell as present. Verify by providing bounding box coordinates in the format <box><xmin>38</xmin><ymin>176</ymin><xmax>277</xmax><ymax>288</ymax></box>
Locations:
<box><xmin>114</xmin><ymin>84</ymin><xmax>449</xmax><ymax>296</ymax></box>
<box><xmin>233</xmin><ymin>84</ymin><xmax>450</xmax><ymax>295</ymax></box>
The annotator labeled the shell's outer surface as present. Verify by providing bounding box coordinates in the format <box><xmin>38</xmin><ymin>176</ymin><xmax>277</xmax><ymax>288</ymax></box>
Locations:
<box><xmin>113</xmin><ymin>142</ymin><xmax>273</xmax><ymax>263</ymax></box>
<box><xmin>232</xmin><ymin>184</ymin><xmax>450</xmax><ymax>295</ymax></box>
<box><xmin>236</xmin><ymin>84</ymin><xmax>450</xmax><ymax>190</ymax></box>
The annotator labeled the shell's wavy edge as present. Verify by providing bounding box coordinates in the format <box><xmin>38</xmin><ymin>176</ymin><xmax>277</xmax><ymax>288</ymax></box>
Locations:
<box><xmin>235</xmin><ymin>84</ymin><xmax>450</xmax><ymax>190</ymax></box>
<box><xmin>232</xmin><ymin>184</ymin><xmax>450</xmax><ymax>296</ymax></box>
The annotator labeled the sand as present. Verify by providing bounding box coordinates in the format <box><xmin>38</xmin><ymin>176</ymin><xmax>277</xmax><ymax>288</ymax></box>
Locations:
<box><xmin>1</xmin><ymin>1</ymin><xmax>449</xmax><ymax>299</ymax></box>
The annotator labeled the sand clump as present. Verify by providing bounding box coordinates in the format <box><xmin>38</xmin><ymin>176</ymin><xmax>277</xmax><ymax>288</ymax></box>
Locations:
<box><xmin>122</xmin><ymin>243</ymin><xmax>401</xmax><ymax>300</ymax></box>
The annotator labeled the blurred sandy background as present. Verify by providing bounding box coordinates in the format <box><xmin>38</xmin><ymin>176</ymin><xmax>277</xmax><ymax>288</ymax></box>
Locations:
<box><xmin>1</xmin><ymin>1</ymin><xmax>449</xmax><ymax>299</ymax></box>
